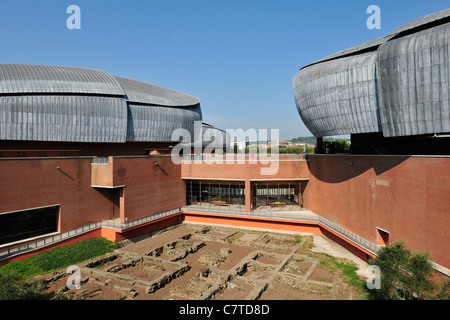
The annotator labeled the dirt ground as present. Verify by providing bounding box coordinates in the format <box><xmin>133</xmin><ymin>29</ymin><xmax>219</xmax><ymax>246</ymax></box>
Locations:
<box><xmin>35</xmin><ymin>222</ymin><xmax>369</xmax><ymax>300</ymax></box>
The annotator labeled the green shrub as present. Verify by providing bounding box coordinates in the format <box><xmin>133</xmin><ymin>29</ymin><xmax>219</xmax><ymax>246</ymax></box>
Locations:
<box><xmin>367</xmin><ymin>241</ymin><xmax>448</xmax><ymax>300</ymax></box>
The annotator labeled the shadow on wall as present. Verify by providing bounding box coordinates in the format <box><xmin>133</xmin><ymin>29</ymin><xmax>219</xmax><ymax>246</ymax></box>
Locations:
<box><xmin>306</xmin><ymin>155</ymin><xmax>410</xmax><ymax>183</ymax></box>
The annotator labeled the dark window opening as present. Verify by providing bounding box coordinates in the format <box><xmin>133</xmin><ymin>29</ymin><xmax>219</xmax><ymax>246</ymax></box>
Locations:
<box><xmin>377</xmin><ymin>228</ymin><xmax>389</xmax><ymax>246</ymax></box>
<box><xmin>186</xmin><ymin>180</ymin><xmax>245</xmax><ymax>210</ymax></box>
<box><xmin>0</xmin><ymin>206</ymin><xmax>59</xmax><ymax>245</ymax></box>
<box><xmin>252</xmin><ymin>182</ymin><xmax>302</xmax><ymax>210</ymax></box>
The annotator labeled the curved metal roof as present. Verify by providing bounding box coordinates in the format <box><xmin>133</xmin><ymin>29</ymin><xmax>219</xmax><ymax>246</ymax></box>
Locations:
<box><xmin>0</xmin><ymin>65</ymin><xmax>204</xmax><ymax>143</ymax></box>
<box><xmin>126</xmin><ymin>103</ymin><xmax>202</xmax><ymax>142</ymax></box>
<box><xmin>377</xmin><ymin>22</ymin><xmax>450</xmax><ymax>137</ymax></box>
<box><xmin>0</xmin><ymin>95</ymin><xmax>127</xmax><ymax>142</ymax></box>
<box><xmin>115</xmin><ymin>76</ymin><xmax>201</xmax><ymax>107</ymax></box>
<box><xmin>0</xmin><ymin>64</ymin><xmax>124</xmax><ymax>96</ymax></box>
<box><xmin>294</xmin><ymin>8</ymin><xmax>450</xmax><ymax>139</ymax></box>
<box><xmin>301</xmin><ymin>8</ymin><xmax>450</xmax><ymax>70</ymax></box>
<box><xmin>294</xmin><ymin>52</ymin><xmax>380</xmax><ymax>137</ymax></box>
<box><xmin>389</xmin><ymin>7</ymin><xmax>450</xmax><ymax>35</ymax></box>
<box><xmin>201</xmin><ymin>122</ymin><xmax>231</xmax><ymax>149</ymax></box>
<box><xmin>302</xmin><ymin>35</ymin><xmax>391</xmax><ymax>69</ymax></box>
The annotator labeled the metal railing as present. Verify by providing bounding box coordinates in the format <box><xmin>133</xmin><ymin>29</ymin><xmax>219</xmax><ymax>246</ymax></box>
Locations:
<box><xmin>183</xmin><ymin>205</ymin><xmax>378</xmax><ymax>254</ymax></box>
<box><xmin>316</xmin><ymin>215</ymin><xmax>378</xmax><ymax>253</ymax></box>
<box><xmin>0</xmin><ymin>208</ymin><xmax>182</xmax><ymax>262</ymax></box>
<box><xmin>0</xmin><ymin>205</ymin><xmax>377</xmax><ymax>262</ymax></box>
<box><xmin>101</xmin><ymin>207</ymin><xmax>182</xmax><ymax>230</ymax></box>
<box><xmin>0</xmin><ymin>221</ymin><xmax>103</xmax><ymax>261</ymax></box>
<box><xmin>92</xmin><ymin>156</ymin><xmax>109</xmax><ymax>164</ymax></box>
<box><xmin>182</xmin><ymin>154</ymin><xmax>308</xmax><ymax>162</ymax></box>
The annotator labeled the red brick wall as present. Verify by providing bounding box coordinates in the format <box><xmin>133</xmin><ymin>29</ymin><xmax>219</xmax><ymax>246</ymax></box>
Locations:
<box><xmin>304</xmin><ymin>155</ymin><xmax>450</xmax><ymax>268</ymax></box>
<box><xmin>0</xmin><ymin>155</ymin><xmax>185</xmax><ymax>235</ymax></box>
<box><xmin>2</xmin><ymin>154</ymin><xmax>448</xmax><ymax>270</ymax></box>
<box><xmin>0</xmin><ymin>157</ymin><xmax>111</xmax><ymax>232</ymax></box>
<box><xmin>181</xmin><ymin>158</ymin><xmax>310</xmax><ymax>180</ymax></box>
<box><xmin>112</xmin><ymin>156</ymin><xmax>185</xmax><ymax>222</ymax></box>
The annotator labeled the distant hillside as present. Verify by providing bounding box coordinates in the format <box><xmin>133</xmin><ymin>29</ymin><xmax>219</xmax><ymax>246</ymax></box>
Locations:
<box><xmin>289</xmin><ymin>136</ymin><xmax>316</xmax><ymax>145</ymax></box>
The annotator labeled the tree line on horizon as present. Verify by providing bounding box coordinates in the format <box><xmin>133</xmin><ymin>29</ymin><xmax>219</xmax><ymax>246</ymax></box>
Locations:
<box><xmin>239</xmin><ymin>136</ymin><xmax>350</xmax><ymax>154</ymax></box>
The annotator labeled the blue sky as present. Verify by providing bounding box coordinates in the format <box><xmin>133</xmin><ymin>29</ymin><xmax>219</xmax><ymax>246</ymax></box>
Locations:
<box><xmin>0</xmin><ymin>0</ymin><xmax>449</xmax><ymax>139</ymax></box>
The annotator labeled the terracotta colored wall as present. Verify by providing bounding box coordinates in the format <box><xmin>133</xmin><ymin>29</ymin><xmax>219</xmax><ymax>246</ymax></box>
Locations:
<box><xmin>182</xmin><ymin>159</ymin><xmax>309</xmax><ymax>211</ymax></box>
<box><xmin>91</xmin><ymin>162</ymin><xmax>114</xmax><ymax>187</ymax></box>
<box><xmin>0</xmin><ymin>155</ymin><xmax>185</xmax><ymax>235</ymax></box>
<box><xmin>2</xmin><ymin>154</ymin><xmax>448</xmax><ymax>270</ymax></box>
<box><xmin>0</xmin><ymin>157</ymin><xmax>111</xmax><ymax>233</ymax></box>
<box><xmin>112</xmin><ymin>156</ymin><xmax>185</xmax><ymax>222</ymax></box>
<box><xmin>181</xmin><ymin>158</ymin><xmax>310</xmax><ymax>180</ymax></box>
<box><xmin>305</xmin><ymin>155</ymin><xmax>450</xmax><ymax>268</ymax></box>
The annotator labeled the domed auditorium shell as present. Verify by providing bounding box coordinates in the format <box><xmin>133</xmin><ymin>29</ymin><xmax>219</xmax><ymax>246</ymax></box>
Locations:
<box><xmin>0</xmin><ymin>64</ymin><xmax>203</xmax><ymax>144</ymax></box>
<box><xmin>293</xmin><ymin>8</ymin><xmax>450</xmax><ymax>150</ymax></box>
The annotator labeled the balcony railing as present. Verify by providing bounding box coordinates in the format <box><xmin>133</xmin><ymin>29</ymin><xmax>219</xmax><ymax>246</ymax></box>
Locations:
<box><xmin>182</xmin><ymin>153</ymin><xmax>308</xmax><ymax>162</ymax></box>
<box><xmin>0</xmin><ymin>207</ymin><xmax>183</xmax><ymax>262</ymax></box>
<box><xmin>0</xmin><ymin>205</ymin><xmax>377</xmax><ymax>263</ymax></box>
<box><xmin>182</xmin><ymin>205</ymin><xmax>378</xmax><ymax>254</ymax></box>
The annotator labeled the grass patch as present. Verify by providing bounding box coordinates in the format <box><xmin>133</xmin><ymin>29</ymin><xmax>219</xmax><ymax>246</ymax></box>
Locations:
<box><xmin>296</xmin><ymin>236</ymin><xmax>314</xmax><ymax>254</ymax></box>
<box><xmin>0</xmin><ymin>237</ymin><xmax>115</xmax><ymax>279</ymax></box>
<box><xmin>317</xmin><ymin>252</ymin><xmax>364</xmax><ymax>288</ymax></box>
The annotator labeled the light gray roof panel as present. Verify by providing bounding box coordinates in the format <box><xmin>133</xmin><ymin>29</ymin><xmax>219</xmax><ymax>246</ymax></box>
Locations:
<box><xmin>201</xmin><ymin>122</ymin><xmax>231</xmax><ymax>149</ymax></box>
<box><xmin>0</xmin><ymin>65</ymin><xmax>205</xmax><ymax>143</ymax></box>
<box><xmin>389</xmin><ymin>7</ymin><xmax>450</xmax><ymax>35</ymax></box>
<box><xmin>295</xmin><ymin>8</ymin><xmax>450</xmax><ymax>138</ymax></box>
<box><xmin>115</xmin><ymin>76</ymin><xmax>201</xmax><ymax>107</ymax></box>
<box><xmin>126</xmin><ymin>103</ymin><xmax>202</xmax><ymax>142</ymax></box>
<box><xmin>0</xmin><ymin>65</ymin><xmax>124</xmax><ymax>96</ymax></box>
<box><xmin>302</xmin><ymin>35</ymin><xmax>392</xmax><ymax>69</ymax></box>
<box><xmin>377</xmin><ymin>22</ymin><xmax>450</xmax><ymax>137</ymax></box>
<box><xmin>0</xmin><ymin>95</ymin><xmax>127</xmax><ymax>142</ymax></box>
<box><xmin>294</xmin><ymin>52</ymin><xmax>381</xmax><ymax>138</ymax></box>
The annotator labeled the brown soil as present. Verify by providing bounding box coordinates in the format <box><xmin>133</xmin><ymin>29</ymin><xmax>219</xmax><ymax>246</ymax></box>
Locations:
<box><xmin>35</xmin><ymin>223</ymin><xmax>367</xmax><ymax>300</ymax></box>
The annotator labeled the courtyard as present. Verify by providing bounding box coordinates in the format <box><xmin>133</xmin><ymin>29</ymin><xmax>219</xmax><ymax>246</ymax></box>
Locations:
<box><xmin>36</xmin><ymin>223</ymin><xmax>370</xmax><ymax>300</ymax></box>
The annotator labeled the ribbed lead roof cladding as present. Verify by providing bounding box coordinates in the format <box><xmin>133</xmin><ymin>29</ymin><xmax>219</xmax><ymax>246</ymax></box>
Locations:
<box><xmin>0</xmin><ymin>95</ymin><xmax>127</xmax><ymax>142</ymax></box>
<box><xmin>0</xmin><ymin>64</ymin><xmax>204</xmax><ymax>143</ymax></box>
<box><xmin>201</xmin><ymin>122</ymin><xmax>231</xmax><ymax>149</ymax></box>
<box><xmin>294</xmin><ymin>7</ymin><xmax>450</xmax><ymax>138</ymax></box>
<box><xmin>0</xmin><ymin>64</ymin><xmax>125</xmax><ymax>96</ymax></box>
<box><xmin>126</xmin><ymin>103</ymin><xmax>202</xmax><ymax>142</ymax></box>
<box><xmin>389</xmin><ymin>7</ymin><xmax>450</xmax><ymax>35</ymax></box>
<box><xmin>115</xmin><ymin>76</ymin><xmax>201</xmax><ymax>107</ymax></box>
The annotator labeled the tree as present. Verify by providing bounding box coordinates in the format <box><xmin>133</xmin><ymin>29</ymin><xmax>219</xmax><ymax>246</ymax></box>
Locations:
<box><xmin>367</xmin><ymin>241</ymin><xmax>448</xmax><ymax>300</ymax></box>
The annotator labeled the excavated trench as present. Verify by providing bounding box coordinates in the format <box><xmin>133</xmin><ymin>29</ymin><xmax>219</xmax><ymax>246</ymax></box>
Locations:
<box><xmin>37</xmin><ymin>223</ymin><xmax>362</xmax><ymax>300</ymax></box>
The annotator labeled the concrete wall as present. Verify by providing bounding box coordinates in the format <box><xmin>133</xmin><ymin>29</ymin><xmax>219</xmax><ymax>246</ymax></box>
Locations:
<box><xmin>304</xmin><ymin>155</ymin><xmax>450</xmax><ymax>268</ymax></box>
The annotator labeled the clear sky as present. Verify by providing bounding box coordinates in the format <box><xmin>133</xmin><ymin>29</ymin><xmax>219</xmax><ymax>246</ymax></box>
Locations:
<box><xmin>0</xmin><ymin>0</ymin><xmax>449</xmax><ymax>139</ymax></box>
